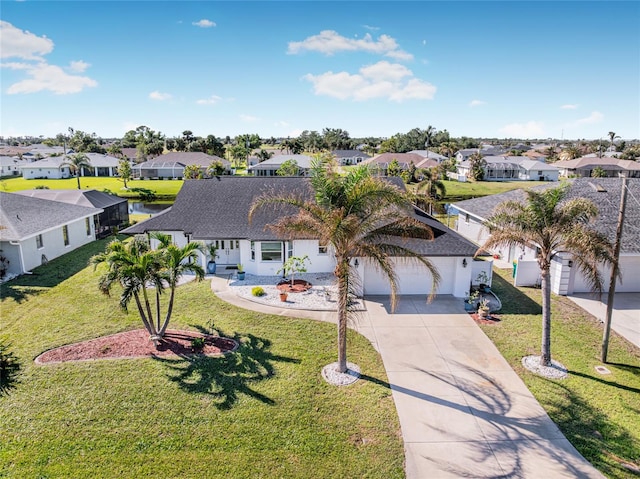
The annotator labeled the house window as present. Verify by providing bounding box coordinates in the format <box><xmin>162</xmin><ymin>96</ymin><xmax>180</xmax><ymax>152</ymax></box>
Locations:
<box><xmin>36</xmin><ymin>234</ymin><xmax>43</xmax><ymax>249</ymax></box>
<box><xmin>287</xmin><ymin>241</ymin><xmax>293</xmax><ymax>259</ymax></box>
<box><xmin>62</xmin><ymin>225</ymin><xmax>69</xmax><ymax>246</ymax></box>
<box><xmin>261</xmin><ymin>241</ymin><xmax>282</xmax><ymax>262</ymax></box>
<box><xmin>85</xmin><ymin>218</ymin><xmax>91</xmax><ymax>236</ymax></box>
<box><xmin>465</xmin><ymin>214</ymin><xmax>470</xmax><ymax>224</ymax></box>
<box><xmin>318</xmin><ymin>243</ymin><xmax>328</xmax><ymax>255</ymax></box>
<box><xmin>250</xmin><ymin>241</ymin><xmax>255</xmax><ymax>261</ymax></box>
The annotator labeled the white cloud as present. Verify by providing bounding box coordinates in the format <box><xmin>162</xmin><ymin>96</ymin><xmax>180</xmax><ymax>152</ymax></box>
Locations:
<box><xmin>68</xmin><ymin>60</ymin><xmax>90</xmax><ymax>73</ymax></box>
<box><xmin>193</xmin><ymin>19</ymin><xmax>216</xmax><ymax>28</ymax></box>
<box><xmin>575</xmin><ymin>111</ymin><xmax>603</xmax><ymax>125</ymax></box>
<box><xmin>0</xmin><ymin>21</ymin><xmax>54</xmax><ymax>60</ymax></box>
<box><xmin>288</xmin><ymin>30</ymin><xmax>413</xmax><ymax>61</ymax></box>
<box><xmin>469</xmin><ymin>100</ymin><xmax>486</xmax><ymax>107</ymax></box>
<box><xmin>240</xmin><ymin>114</ymin><xmax>259</xmax><ymax>122</ymax></box>
<box><xmin>149</xmin><ymin>90</ymin><xmax>172</xmax><ymax>101</ymax></box>
<box><xmin>362</xmin><ymin>25</ymin><xmax>380</xmax><ymax>31</ymax></box>
<box><xmin>5</xmin><ymin>62</ymin><xmax>97</xmax><ymax>94</ymax></box>
<box><xmin>274</xmin><ymin>121</ymin><xmax>290</xmax><ymax>128</ymax></box>
<box><xmin>498</xmin><ymin>121</ymin><xmax>545</xmax><ymax>138</ymax></box>
<box><xmin>303</xmin><ymin>61</ymin><xmax>436</xmax><ymax>102</ymax></box>
<box><xmin>561</xmin><ymin>104</ymin><xmax>579</xmax><ymax>110</ymax></box>
<box><xmin>196</xmin><ymin>95</ymin><xmax>222</xmax><ymax>105</ymax></box>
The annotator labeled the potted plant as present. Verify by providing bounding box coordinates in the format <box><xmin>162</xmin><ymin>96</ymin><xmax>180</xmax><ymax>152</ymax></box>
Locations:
<box><xmin>477</xmin><ymin>298</ymin><xmax>490</xmax><ymax>319</ymax></box>
<box><xmin>476</xmin><ymin>270</ymin><xmax>490</xmax><ymax>293</ymax></box>
<box><xmin>237</xmin><ymin>264</ymin><xmax>245</xmax><ymax>280</ymax></box>
<box><xmin>277</xmin><ymin>255</ymin><xmax>310</xmax><ymax>287</ymax></box>
<box><xmin>279</xmin><ymin>291</ymin><xmax>288</xmax><ymax>302</ymax></box>
<box><xmin>207</xmin><ymin>243</ymin><xmax>219</xmax><ymax>274</ymax></box>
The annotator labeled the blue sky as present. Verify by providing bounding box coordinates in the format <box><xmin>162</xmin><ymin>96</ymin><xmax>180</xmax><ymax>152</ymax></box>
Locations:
<box><xmin>1</xmin><ymin>1</ymin><xmax>639</xmax><ymax>141</ymax></box>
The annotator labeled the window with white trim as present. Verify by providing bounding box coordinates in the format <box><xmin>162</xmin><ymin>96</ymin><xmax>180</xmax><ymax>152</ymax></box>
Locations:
<box><xmin>261</xmin><ymin>241</ymin><xmax>282</xmax><ymax>262</ymax></box>
<box><xmin>318</xmin><ymin>243</ymin><xmax>328</xmax><ymax>255</ymax></box>
<box><xmin>250</xmin><ymin>241</ymin><xmax>255</xmax><ymax>261</ymax></box>
<box><xmin>85</xmin><ymin>218</ymin><xmax>91</xmax><ymax>236</ymax></box>
<box><xmin>62</xmin><ymin>225</ymin><xmax>69</xmax><ymax>246</ymax></box>
<box><xmin>36</xmin><ymin>234</ymin><xmax>43</xmax><ymax>249</ymax></box>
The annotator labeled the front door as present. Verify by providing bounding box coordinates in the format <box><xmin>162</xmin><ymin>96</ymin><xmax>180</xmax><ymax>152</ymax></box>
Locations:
<box><xmin>216</xmin><ymin>239</ymin><xmax>241</xmax><ymax>266</ymax></box>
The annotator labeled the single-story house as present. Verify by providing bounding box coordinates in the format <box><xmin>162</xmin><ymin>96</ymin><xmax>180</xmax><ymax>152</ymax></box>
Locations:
<box><xmin>81</xmin><ymin>153</ymin><xmax>121</xmax><ymax>177</ymax></box>
<box><xmin>14</xmin><ymin>189</ymin><xmax>129</xmax><ymax>239</ymax></box>
<box><xmin>455</xmin><ymin>146</ymin><xmax>505</xmax><ymax>163</ymax></box>
<box><xmin>123</xmin><ymin>177</ymin><xmax>481</xmax><ymax>298</ymax></box>
<box><xmin>451</xmin><ymin>178</ymin><xmax>640</xmax><ymax>294</ymax></box>
<box><xmin>132</xmin><ymin>152</ymin><xmax>230</xmax><ymax>179</ymax></box>
<box><xmin>20</xmin><ymin>157</ymin><xmax>71</xmax><ymax>179</ymax></box>
<box><xmin>408</xmin><ymin>150</ymin><xmax>448</xmax><ymax>163</ymax></box>
<box><xmin>457</xmin><ymin>156</ymin><xmax>559</xmax><ymax>181</ymax></box>
<box><xmin>0</xmin><ymin>192</ymin><xmax>102</xmax><ymax>278</ymax></box>
<box><xmin>247</xmin><ymin>154</ymin><xmax>314</xmax><ymax>177</ymax></box>
<box><xmin>0</xmin><ymin>157</ymin><xmax>26</xmax><ymax>177</ymax></box>
<box><xmin>361</xmin><ymin>153</ymin><xmax>438</xmax><ymax>175</ymax></box>
<box><xmin>332</xmin><ymin>150</ymin><xmax>371</xmax><ymax>166</ymax></box>
<box><xmin>553</xmin><ymin>156</ymin><xmax>640</xmax><ymax>178</ymax></box>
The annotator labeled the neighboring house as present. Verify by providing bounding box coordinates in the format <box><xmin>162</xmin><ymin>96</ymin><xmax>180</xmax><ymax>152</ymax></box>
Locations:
<box><xmin>20</xmin><ymin>157</ymin><xmax>71</xmax><ymax>179</ymax></box>
<box><xmin>132</xmin><ymin>152</ymin><xmax>230</xmax><ymax>179</ymax></box>
<box><xmin>455</xmin><ymin>146</ymin><xmax>505</xmax><ymax>163</ymax></box>
<box><xmin>81</xmin><ymin>153</ymin><xmax>121</xmax><ymax>177</ymax></box>
<box><xmin>247</xmin><ymin>154</ymin><xmax>314</xmax><ymax>176</ymax></box>
<box><xmin>332</xmin><ymin>150</ymin><xmax>371</xmax><ymax>166</ymax></box>
<box><xmin>123</xmin><ymin>177</ymin><xmax>479</xmax><ymax>297</ymax></box>
<box><xmin>15</xmin><ymin>189</ymin><xmax>129</xmax><ymax>239</ymax></box>
<box><xmin>553</xmin><ymin>156</ymin><xmax>640</xmax><ymax>178</ymax></box>
<box><xmin>0</xmin><ymin>192</ymin><xmax>102</xmax><ymax>278</ymax></box>
<box><xmin>361</xmin><ymin>153</ymin><xmax>438</xmax><ymax>175</ymax></box>
<box><xmin>451</xmin><ymin>178</ymin><xmax>640</xmax><ymax>294</ymax></box>
<box><xmin>409</xmin><ymin>150</ymin><xmax>448</xmax><ymax>163</ymax></box>
<box><xmin>0</xmin><ymin>157</ymin><xmax>26</xmax><ymax>177</ymax></box>
<box><xmin>457</xmin><ymin>156</ymin><xmax>559</xmax><ymax>181</ymax></box>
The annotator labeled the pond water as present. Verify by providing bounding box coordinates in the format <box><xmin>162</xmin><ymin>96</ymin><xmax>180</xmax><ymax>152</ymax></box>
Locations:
<box><xmin>129</xmin><ymin>201</ymin><xmax>172</xmax><ymax>215</ymax></box>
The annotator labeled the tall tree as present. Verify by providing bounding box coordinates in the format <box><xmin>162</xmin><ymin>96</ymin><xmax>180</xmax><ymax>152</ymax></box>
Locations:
<box><xmin>276</xmin><ymin>159</ymin><xmax>299</xmax><ymax>176</ymax></box>
<box><xmin>65</xmin><ymin>153</ymin><xmax>92</xmax><ymax>189</ymax></box>
<box><xmin>479</xmin><ymin>186</ymin><xmax>615</xmax><ymax>367</ymax></box>
<box><xmin>250</xmin><ymin>161</ymin><xmax>440</xmax><ymax>374</ymax></box>
<box><xmin>608</xmin><ymin>131</ymin><xmax>620</xmax><ymax>151</ymax></box>
<box><xmin>117</xmin><ymin>159</ymin><xmax>132</xmax><ymax>188</ymax></box>
<box><xmin>468</xmin><ymin>152</ymin><xmax>486</xmax><ymax>180</ymax></box>
<box><xmin>414</xmin><ymin>168</ymin><xmax>446</xmax><ymax>214</ymax></box>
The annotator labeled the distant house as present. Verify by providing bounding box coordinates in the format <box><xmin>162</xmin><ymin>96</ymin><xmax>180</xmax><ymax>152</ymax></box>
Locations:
<box><xmin>0</xmin><ymin>192</ymin><xmax>102</xmax><ymax>278</ymax></box>
<box><xmin>132</xmin><ymin>152</ymin><xmax>230</xmax><ymax>179</ymax></box>
<box><xmin>20</xmin><ymin>157</ymin><xmax>71</xmax><ymax>179</ymax></box>
<box><xmin>457</xmin><ymin>156</ymin><xmax>559</xmax><ymax>181</ymax></box>
<box><xmin>455</xmin><ymin>146</ymin><xmax>505</xmax><ymax>163</ymax></box>
<box><xmin>0</xmin><ymin>157</ymin><xmax>26</xmax><ymax>177</ymax></box>
<box><xmin>408</xmin><ymin>150</ymin><xmax>448</xmax><ymax>163</ymax></box>
<box><xmin>332</xmin><ymin>150</ymin><xmax>371</xmax><ymax>166</ymax></box>
<box><xmin>451</xmin><ymin>178</ymin><xmax>640</xmax><ymax>295</ymax></box>
<box><xmin>81</xmin><ymin>153</ymin><xmax>121</xmax><ymax>177</ymax></box>
<box><xmin>553</xmin><ymin>156</ymin><xmax>640</xmax><ymax>178</ymax></box>
<box><xmin>361</xmin><ymin>153</ymin><xmax>438</xmax><ymax>175</ymax></box>
<box><xmin>15</xmin><ymin>189</ymin><xmax>129</xmax><ymax>239</ymax></box>
<box><xmin>247</xmin><ymin>154</ymin><xmax>314</xmax><ymax>177</ymax></box>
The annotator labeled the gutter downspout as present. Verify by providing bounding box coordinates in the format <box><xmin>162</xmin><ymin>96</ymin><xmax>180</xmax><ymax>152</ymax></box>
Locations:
<box><xmin>8</xmin><ymin>240</ymin><xmax>28</xmax><ymax>275</ymax></box>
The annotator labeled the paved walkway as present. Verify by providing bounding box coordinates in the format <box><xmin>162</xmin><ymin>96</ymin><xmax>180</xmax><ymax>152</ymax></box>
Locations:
<box><xmin>209</xmin><ymin>276</ymin><xmax>604</xmax><ymax>478</ymax></box>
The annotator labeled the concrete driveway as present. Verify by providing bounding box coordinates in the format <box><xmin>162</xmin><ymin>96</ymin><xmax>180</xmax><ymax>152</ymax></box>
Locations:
<box><xmin>359</xmin><ymin>295</ymin><xmax>604</xmax><ymax>479</ymax></box>
<box><xmin>568</xmin><ymin>293</ymin><xmax>640</xmax><ymax>348</ymax></box>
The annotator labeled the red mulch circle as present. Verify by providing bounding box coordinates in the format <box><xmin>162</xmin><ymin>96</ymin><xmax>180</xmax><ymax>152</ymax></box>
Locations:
<box><xmin>469</xmin><ymin>313</ymin><xmax>502</xmax><ymax>325</ymax></box>
<box><xmin>276</xmin><ymin>279</ymin><xmax>313</xmax><ymax>293</ymax></box>
<box><xmin>35</xmin><ymin>329</ymin><xmax>238</xmax><ymax>364</ymax></box>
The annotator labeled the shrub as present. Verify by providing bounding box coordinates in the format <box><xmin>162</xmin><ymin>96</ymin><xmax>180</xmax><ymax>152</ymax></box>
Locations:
<box><xmin>252</xmin><ymin>286</ymin><xmax>266</xmax><ymax>297</ymax></box>
<box><xmin>190</xmin><ymin>337</ymin><xmax>205</xmax><ymax>350</ymax></box>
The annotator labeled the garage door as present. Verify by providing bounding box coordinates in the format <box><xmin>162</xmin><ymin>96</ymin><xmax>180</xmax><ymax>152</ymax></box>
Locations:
<box><xmin>362</xmin><ymin>257</ymin><xmax>456</xmax><ymax>295</ymax></box>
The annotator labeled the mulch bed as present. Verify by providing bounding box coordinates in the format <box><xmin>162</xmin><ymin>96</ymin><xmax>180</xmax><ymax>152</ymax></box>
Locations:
<box><xmin>277</xmin><ymin>279</ymin><xmax>313</xmax><ymax>293</ymax></box>
<box><xmin>469</xmin><ymin>313</ymin><xmax>502</xmax><ymax>325</ymax></box>
<box><xmin>35</xmin><ymin>329</ymin><xmax>238</xmax><ymax>364</ymax></box>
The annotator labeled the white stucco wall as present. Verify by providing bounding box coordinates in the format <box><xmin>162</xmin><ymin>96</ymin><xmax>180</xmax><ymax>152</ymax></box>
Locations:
<box><xmin>22</xmin><ymin>166</ymin><xmax>70</xmax><ymax>179</ymax></box>
<box><xmin>456</xmin><ymin>214</ymin><xmax>490</xmax><ymax>246</ymax></box>
<box><xmin>568</xmin><ymin>254</ymin><xmax>640</xmax><ymax>294</ymax></box>
<box><xmin>243</xmin><ymin>239</ymin><xmax>336</xmax><ymax>277</ymax></box>
<box><xmin>0</xmin><ymin>242</ymin><xmax>23</xmax><ymax>278</ymax></box>
<box><xmin>361</xmin><ymin>256</ymin><xmax>472</xmax><ymax>297</ymax></box>
<box><xmin>18</xmin><ymin>216</ymin><xmax>95</xmax><ymax>273</ymax></box>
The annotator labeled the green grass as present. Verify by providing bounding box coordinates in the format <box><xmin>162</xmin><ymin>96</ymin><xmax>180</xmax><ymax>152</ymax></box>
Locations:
<box><xmin>442</xmin><ymin>179</ymin><xmax>544</xmax><ymax>202</ymax></box>
<box><xmin>0</xmin><ymin>239</ymin><xmax>403</xmax><ymax>478</ymax></box>
<box><xmin>483</xmin><ymin>268</ymin><xmax>640</xmax><ymax>478</ymax></box>
<box><xmin>0</xmin><ymin>176</ymin><xmax>183</xmax><ymax>200</ymax></box>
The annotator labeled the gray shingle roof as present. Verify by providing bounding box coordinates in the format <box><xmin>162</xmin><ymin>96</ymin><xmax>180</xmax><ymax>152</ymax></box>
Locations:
<box><xmin>247</xmin><ymin>154</ymin><xmax>314</xmax><ymax>170</ymax></box>
<box><xmin>135</xmin><ymin>152</ymin><xmax>230</xmax><ymax>169</ymax></box>
<box><xmin>452</xmin><ymin>178</ymin><xmax>640</xmax><ymax>254</ymax></box>
<box><xmin>0</xmin><ymin>192</ymin><xmax>102</xmax><ymax>241</ymax></box>
<box><xmin>14</xmin><ymin>189</ymin><xmax>127</xmax><ymax>209</ymax></box>
<box><xmin>123</xmin><ymin>177</ymin><xmax>478</xmax><ymax>256</ymax></box>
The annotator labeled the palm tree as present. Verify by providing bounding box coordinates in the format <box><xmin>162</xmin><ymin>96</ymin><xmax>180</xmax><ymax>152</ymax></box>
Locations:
<box><xmin>479</xmin><ymin>186</ymin><xmax>615</xmax><ymax>367</ymax></box>
<box><xmin>65</xmin><ymin>153</ymin><xmax>92</xmax><ymax>189</ymax></box>
<box><xmin>414</xmin><ymin>168</ymin><xmax>446</xmax><ymax>214</ymax></box>
<box><xmin>608</xmin><ymin>131</ymin><xmax>620</xmax><ymax>151</ymax></box>
<box><xmin>91</xmin><ymin>236</ymin><xmax>204</xmax><ymax>346</ymax></box>
<box><xmin>250</xmin><ymin>161</ymin><xmax>440</xmax><ymax>374</ymax></box>
<box><xmin>559</xmin><ymin>146</ymin><xmax>581</xmax><ymax>161</ymax></box>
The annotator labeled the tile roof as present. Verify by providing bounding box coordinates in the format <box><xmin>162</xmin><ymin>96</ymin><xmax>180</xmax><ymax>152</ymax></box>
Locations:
<box><xmin>0</xmin><ymin>192</ymin><xmax>102</xmax><ymax>241</ymax></box>
<box><xmin>452</xmin><ymin>178</ymin><xmax>640</xmax><ymax>254</ymax></box>
<box><xmin>362</xmin><ymin>153</ymin><xmax>433</xmax><ymax>168</ymax></box>
<box><xmin>123</xmin><ymin>177</ymin><xmax>477</xmax><ymax>256</ymax></box>
<box><xmin>553</xmin><ymin>157</ymin><xmax>640</xmax><ymax>171</ymax></box>
<box><xmin>331</xmin><ymin>150</ymin><xmax>371</xmax><ymax>159</ymax></box>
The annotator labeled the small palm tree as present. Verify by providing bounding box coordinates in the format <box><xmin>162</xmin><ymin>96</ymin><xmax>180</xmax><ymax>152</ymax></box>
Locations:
<box><xmin>250</xmin><ymin>161</ymin><xmax>440</xmax><ymax>374</ymax></box>
<box><xmin>479</xmin><ymin>185</ymin><xmax>615</xmax><ymax>367</ymax></box>
<box><xmin>65</xmin><ymin>153</ymin><xmax>93</xmax><ymax>189</ymax></box>
<box><xmin>414</xmin><ymin>168</ymin><xmax>446</xmax><ymax>214</ymax></box>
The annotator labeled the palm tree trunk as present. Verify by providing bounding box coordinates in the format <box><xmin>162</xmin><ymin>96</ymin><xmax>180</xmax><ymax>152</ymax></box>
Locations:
<box><xmin>336</xmin><ymin>260</ymin><xmax>349</xmax><ymax>373</ymax></box>
<box><xmin>159</xmin><ymin>287</ymin><xmax>175</xmax><ymax>336</ymax></box>
<box><xmin>540</xmin><ymin>264</ymin><xmax>552</xmax><ymax>366</ymax></box>
<box><xmin>76</xmin><ymin>174</ymin><xmax>81</xmax><ymax>190</ymax></box>
<box><xmin>156</xmin><ymin>289</ymin><xmax>161</xmax><ymax>333</ymax></box>
<box><xmin>141</xmin><ymin>287</ymin><xmax>158</xmax><ymax>336</ymax></box>
<box><xmin>133</xmin><ymin>292</ymin><xmax>155</xmax><ymax>336</ymax></box>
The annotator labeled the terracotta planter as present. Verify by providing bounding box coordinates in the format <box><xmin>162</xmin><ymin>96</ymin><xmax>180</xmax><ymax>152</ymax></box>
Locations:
<box><xmin>279</xmin><ymin>292</ymin><xmax>288</xmax><ymax>302</ymax></box>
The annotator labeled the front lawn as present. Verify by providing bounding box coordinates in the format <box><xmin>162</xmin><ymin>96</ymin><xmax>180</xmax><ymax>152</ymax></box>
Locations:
<box><xmin>0</xmin><ymin>238</ymin><xmax>403</xmax><ymax>478</ymax></box>
<box><xmin>483</xmin><ymin>268</ymin><xmax>640</xmax><ymax>479</ymax></box>
<box><xmin>443</xmin><ymin>179</ymin><xmax>544</xmax><ymax>201</ymax></box>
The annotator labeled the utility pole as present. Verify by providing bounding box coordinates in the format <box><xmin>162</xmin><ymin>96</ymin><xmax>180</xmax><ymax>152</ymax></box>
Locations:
<box><xmin>601</xmin><ymin>175</ymin><xmax>628</xmax><ymax>363</ymax></box>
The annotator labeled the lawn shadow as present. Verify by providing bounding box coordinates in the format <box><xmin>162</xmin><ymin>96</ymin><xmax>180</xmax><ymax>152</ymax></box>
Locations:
<box><xmin>153</xmin><ymin>326</ymin><xmax>300</xmax><ymax>410</ymax></box>
<box><xmin>0</xmin><ymin>236</ymin><xmax>121</xmax><ymax>304</ymax></box>
<box><xmin>0</xmin><ymin>339</ymin><xmax>21</xmax><ymax>397</ymax></box>
<box><xmin>490</xmin><ymin>272</ymin><xmax>542</xmax><ymax>315</ymax></box>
